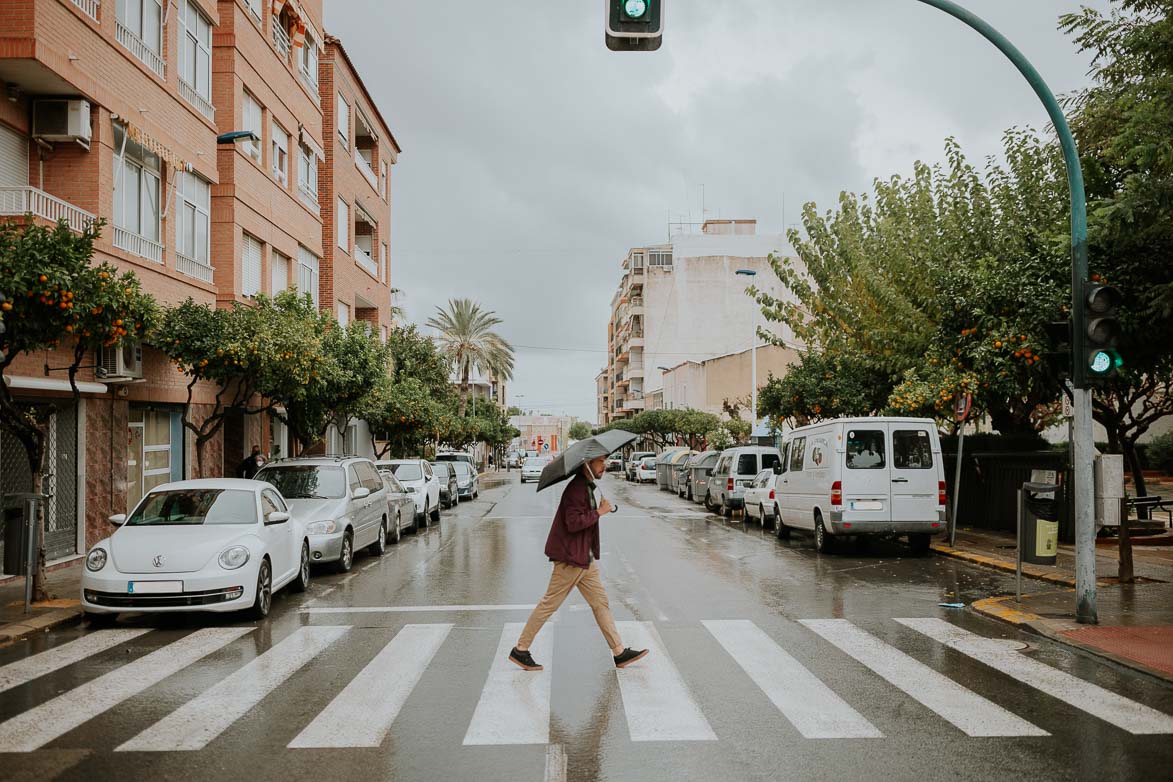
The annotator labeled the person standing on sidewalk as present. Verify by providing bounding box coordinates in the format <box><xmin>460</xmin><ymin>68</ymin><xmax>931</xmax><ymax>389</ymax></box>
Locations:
<box><xmin>509</xmin><ymin>454</ymin><xmax>649</xmax><ymax>671</ymax></box>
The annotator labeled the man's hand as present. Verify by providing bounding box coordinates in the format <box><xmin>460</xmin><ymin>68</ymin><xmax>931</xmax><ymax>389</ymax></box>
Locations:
<box><xmin>598</xmin><ymin>498</ymin><xmax>614</xmax><ymax>516</ymax></box>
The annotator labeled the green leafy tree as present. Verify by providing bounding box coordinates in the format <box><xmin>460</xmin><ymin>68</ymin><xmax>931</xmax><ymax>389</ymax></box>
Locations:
<box><xmin>569</xmin><ymin>420</ymin><xmax>593</xmax><ymax>441</ymax></box>
<box><xmin>722</xmin><ymin>416</ymin><xmax>752</xmax><ymax>445</ymax></box>
<box><xmin>426</xmin><ymin>298</ymin><xmax>515</xmax><ymax>417</ymax></box>
<box><xmin>704</xmin><ymin>427</ymin><xmax>734</xmax><ymax>451</ymax></box>
<box><xmin>0</xmin><ymin>218</ymin><xmax>157</xmax><ymax>599</ymax></box>
<box><xmin>366</xmin><ymin>324</ymin><xmax>455</xmax><ymax>458</ymax></box>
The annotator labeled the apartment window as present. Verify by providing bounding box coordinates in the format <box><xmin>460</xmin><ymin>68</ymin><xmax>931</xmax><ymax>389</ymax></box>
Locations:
<box><xmin>338</xmin><ymin>302</ymin><xmax>350</xmax><ymax>328</ymax></box>
<box><xmin>649</xmin><ymin>250</ymin><xmax>673</xmax><ymax>267</ymax></box>
<box><xmin>380</xmin><ymin>161</ymin><xmax>388</xmax><ymax>199</ymax></box>
<box><xmin>242</xmin><ymin>92</ymin><xmax>263</xmax><ymax>162</ymax></box>
<box><xmin>246</xmin><ymin>0</ymin><xmax>262</xmax><ymax>20</ymax></box>
<box><xmin>336</xmin><ymin>197</ymin><xmax>349</xmax><ymax>252</ymax></box>
<box><xmin>271</xmin><ymin>121</ymin><xmax>289</xmax><ymax>185</ymax></box>
<box><xmin>271</xmin><ymin>250</ymin><xmax>289</xmax><ymax>294</ymax></box>
<box><xmin>178</xmin><ymin>1</ymin><xmax>213</xmax><ymax>117</ymax></box>
<box><xmin>176</xmin><ymin>172</ymin><xmax>211</xmax><ymax>275</ymax></box>
<box><xmin>337</xmin><ymin>94</ymin><xmax>350</xmax><ymax>149</ymax></box>
<box><xmin>297</xmin><ymin>142</ymin><xmax>318</xmax><ymax>206</ymax></box>
<box><xmin>298</xmin><ymin>245</ymin><xmax>319</xmax><ymax>306</ymax></box>
<box><xmin>112</xmin><ymin>123</ymin><xmax>161</xmax><ymax>245</ymax></box>
<box><xmin>299</xmin><ymin>32</ymin><xmax>319</xmax><ymax>89</ymax></box>
<box><xmin>242</xmin><ymin>232</ymin><xmax>262</xmax><ymax>297</ymax></box>
<box><xmin>117</xmin><ymin>0</ymin><xmax>163</xmax><ymax>67</ymax></box>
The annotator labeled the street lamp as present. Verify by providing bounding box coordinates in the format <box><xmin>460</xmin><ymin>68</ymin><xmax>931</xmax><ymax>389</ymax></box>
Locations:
<box><xmin>735</xmin><ymin>269</ymin><xmax>758</xmax><ymax>437</ymax></box>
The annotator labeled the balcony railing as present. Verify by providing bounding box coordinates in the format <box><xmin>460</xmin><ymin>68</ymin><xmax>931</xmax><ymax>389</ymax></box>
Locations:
<box><xmin>177</xmin><ymin>252</ymin><xmax>214</xmax><ymax>283</ymax></box>
<box><xmin>354</xmin><ymin>246</ymin><xmax>379</xmax><ymax>277</ymax></box>
<box><xmin>299</xmin><ymin>65</ymin><xmax>319</xmax><ymax>95</ymax></box>
<box><xmin>0</xmin><ymin>187</ymin><xmax>95</xmax><ymax>233</ymax></box>
<box><xmin>355</xmin><ymin>152</ymin><xmax>379</xmax><ymax>191</ymax></box>
<box><xmin>113</xmin><ymin>226</ymin><xmax>163</xmax><ymax>263</ymax></box>
<box><xmin>298</xmin><ymin>183</ymin><xmax>320</xmax><ymax>214</ymax></box>
<box><xmin>179</xmin><ymin>79</ymin><xmax>215</xmax><ymax>121</ymax></box>
<box><xmin>272</xmin><ymin>22</ymin><xmax>292</xmax><ymax>61</ymax></box>
<box><xmin>116</xmin><ymin>21</ymin><xmax>165</xmax><ymax>78</ymax></box>
<box><xmin>70</xmin><ymin>0</ymin><xmax>100</xmax><ymax>22</ymax></box>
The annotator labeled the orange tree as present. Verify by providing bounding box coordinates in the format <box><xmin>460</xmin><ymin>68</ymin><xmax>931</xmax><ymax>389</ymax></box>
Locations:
<box><xmin>155</xmin><ymin>290</ymin><xmax>327</xmax><ymax>473</ymax></box>
<box><xmin>0</xmin><ymin>218</ymin><xmax>157</xmax><ymax>599</ymax></box>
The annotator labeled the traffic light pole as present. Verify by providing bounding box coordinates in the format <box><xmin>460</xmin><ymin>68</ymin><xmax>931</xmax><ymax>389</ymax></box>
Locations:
<box><xmin>911</xmin><ymin>0</ymin><xmax>1096</xmax><ymax>622</ymax></box>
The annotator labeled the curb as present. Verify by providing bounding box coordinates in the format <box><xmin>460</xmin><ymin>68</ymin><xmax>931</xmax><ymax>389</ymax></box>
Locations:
<box><xmin>0</xmin><ymin>602</ymin><xmax>83</xmax><ymax>648</ymax></box>
<box><xmin>931</xmin><ymin>543</ymin><xmax>1082</xmax><ymax>587</ymax></box>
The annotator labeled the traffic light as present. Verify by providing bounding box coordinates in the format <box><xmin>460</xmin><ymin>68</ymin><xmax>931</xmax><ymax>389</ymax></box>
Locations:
<box><xmin>1042</xmin><ymin>319</ymin><xmax>1072</xmax><ymax>377</ymax></box>
<box><xmin>606</xmin><ymin>0</ymin><xmax>664</xmax><ymax>51</ymax></box>
<box><xmin>1078</xmin><ymin>280</ymin><xmax>1124</xmax><ymax>386</ymax></box>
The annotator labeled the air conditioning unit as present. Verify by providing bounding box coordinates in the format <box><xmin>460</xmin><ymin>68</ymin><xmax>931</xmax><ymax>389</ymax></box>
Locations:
<box><xmin>97</xmin><ymin>341</ymin><xmax>143</xmax><ymax>381</ymax></box>
<box><xmin>32</xmin><ymin>99</ymin><xmax>92</xmax><ymax>149</ymax></box>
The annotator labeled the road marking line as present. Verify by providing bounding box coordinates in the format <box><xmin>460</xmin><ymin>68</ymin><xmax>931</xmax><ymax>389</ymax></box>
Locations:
<box><xmin>614</xmin><ymin>620</ymin><xmax>716</xmax><ymax>742</ymax></box>
<box><xmin>0</xmin><ymin>628</ymin><xmax>251</xmax><ymax>753</ymax></box>
<box><xmin>463</xmin><ymin>622</ymin><xmax>553</xmax><ymax>745</ymax></box>
<box><xmin>896</xmin><ymin>618</ymin><xmax>1173</xmax><ymax>735</ymax></box>
<box><xmin>301</xmin><ymin>604</ymin><xmax>536</xmax><ymax>613</ymax></box>
<box><xmin>801</xmin><ymin>619</ymin><xmax>1048</xmax><ymax>737</ymax></box>
<box><xmin>544</xmin><ymin>743</ymin><xmax>567</xmax><ymax>782</ymax></box>
<box><xmin>117</xmin><ymin>626</ymin><xmax>349</xmax><ymax>752</ymax></box>
<box><xmin>0</xmin><ymin>629</ymin><xmax>153</xmax><ymax>694</ymax></box>
<box><xmin>703</xmin><ymin>620</ymin><xmax>882</xmax><ymax>738</ymax></box>
<box><xmin>289</xmin><ymin>623</ymin><xmax>452</xmax><ymax>748</ymax></box>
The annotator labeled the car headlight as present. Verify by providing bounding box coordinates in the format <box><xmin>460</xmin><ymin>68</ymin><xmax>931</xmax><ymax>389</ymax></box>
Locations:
<box><xmin>218</xmin><ymin>546</ymin><xmax>250</xmax><ymax>570</ymax></box>
<box><xmin>305</xmin><ymin>519</ymin><xmax>338</xmax><ymax>535</ymax></box>
<box><xmin>86</xmin><ymin>547</ymin><xmax>107</xmax><ymax>572</ymax></box>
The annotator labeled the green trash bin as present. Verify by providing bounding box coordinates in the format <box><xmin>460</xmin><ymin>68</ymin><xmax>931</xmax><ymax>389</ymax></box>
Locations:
<box><xmin>1020</xmin><ymin>481</ymin><xmax>1059</xmax><ymax>566</ymax></box>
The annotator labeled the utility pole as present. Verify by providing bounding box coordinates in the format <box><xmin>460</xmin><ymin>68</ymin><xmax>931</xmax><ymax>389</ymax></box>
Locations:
<box><xmin>736</xmin><ymin>269</ymin><xmax>758</xmax><ymax>433</ymax></box>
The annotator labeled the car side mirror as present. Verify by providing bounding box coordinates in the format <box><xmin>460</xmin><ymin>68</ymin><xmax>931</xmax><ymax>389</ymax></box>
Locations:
<box><xmin>352</xmin><ymin>487</ymin><xmax>371</xmax><ymax>500</ymax></box>
<box><xmin>108</xmin><ymin>513</ymin><xmax>126</xmax><ymax>526</ymax></box>
<box><xmin>266</xmin><ymin>511</ymin><xmax>290</xmax><ymax>525</ymax></box>
<box><xmin>773</xmin><ymin>464</ymin><xmax>783</xmax><ymax>475</ymax></box>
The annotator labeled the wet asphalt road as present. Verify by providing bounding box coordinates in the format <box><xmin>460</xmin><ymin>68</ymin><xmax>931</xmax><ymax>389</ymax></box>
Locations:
<box><xmin>3</xmin><ymin>473</ymin><xmax>1172</xmax><ymax>782</ymax></box>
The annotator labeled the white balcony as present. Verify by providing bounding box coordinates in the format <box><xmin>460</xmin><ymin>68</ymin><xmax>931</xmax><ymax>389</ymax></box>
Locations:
<box><xmin>0</xmin><ymin>187</ymin><xmax>94</xmax><ymax>233</ymax></box>
<box><xmin>70</xmin><ymin>0</ymin><xmax>99</xmax><ymax>22</ymax></box>
<box><xmin>298</xmin><ymin>183</ymin><xmax>320</xmax><ymax>214</ymax></box>
<box><xmin>116</xmin><ymin>21</ymin><xmax>165</xmax><ymax>78</ymax></box>
<box><xmin>177</xmin><ymin>252</ymin><xmax>213</xmax><ymax>283</ymax></box>
<box><xmin>354</xmin><ymin>246</ymin><xmax>378</xmax><ymax>278</ymax></box>
<box><xmin>179</xmin><ymin>79</ymin><xmax>215</xmax><ymax>121</ymax></box>
<box><xmin>272</xmin><ymin>23</ymin><xmax>292</xmax><ymax>62</ymax></box>
<box><xmin>113</xmin><ymin>226</ymin><xmax>163</xmax><ymax>264</ymax></box>
<box><xmin>355</xmin><ymin>152</ymin><xmax>379</xmax><ymax>191</ymax></box>
<box><xmin>623</xmin><ymin>396</ymin><xmax>646</xmax><ymax>411</ymax></box>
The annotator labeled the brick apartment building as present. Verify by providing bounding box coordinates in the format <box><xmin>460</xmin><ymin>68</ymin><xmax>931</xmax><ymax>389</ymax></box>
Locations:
<box><xmin>0</xmin><ymin>0</ymin><xmax>399</xmax><ymax>576</ymax></box>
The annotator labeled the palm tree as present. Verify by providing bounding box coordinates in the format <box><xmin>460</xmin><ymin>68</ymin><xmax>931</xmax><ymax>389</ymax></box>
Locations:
<box><xmin>426</xmin><ymin>298</ymin><xmax>515</xmax><ymax>417</ymax></box>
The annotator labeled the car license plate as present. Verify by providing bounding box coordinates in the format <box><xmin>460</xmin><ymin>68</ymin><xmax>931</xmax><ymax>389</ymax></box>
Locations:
<box><xmin>850</xmin><ymin>501</ymin><xmax>883</xmax><ymax>511</ymax></box>
<box><xmin>127</xmin><ymin>580</ymin><xmax>183</xmax><ymax>594</ymax></box>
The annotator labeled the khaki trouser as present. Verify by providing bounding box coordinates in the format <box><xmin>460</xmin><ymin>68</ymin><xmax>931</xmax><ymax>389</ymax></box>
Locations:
<box><xmin>517</xmin><ymin>561</ymin><xmax>623</xmax><ymax>655</ymax></box>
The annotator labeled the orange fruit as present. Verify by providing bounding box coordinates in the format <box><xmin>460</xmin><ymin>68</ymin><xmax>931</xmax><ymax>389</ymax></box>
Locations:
<box><xmin>38</xmin><ymin>275</ymin><xmax>47</xmax><ymax>282</ymax></box>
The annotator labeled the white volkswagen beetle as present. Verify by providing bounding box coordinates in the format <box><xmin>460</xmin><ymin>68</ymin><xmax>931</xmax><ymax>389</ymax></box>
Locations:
<box><xmin>80</xmin><ymin>479</ymin><xmax>311</xmax><ymax>623</ymax></box>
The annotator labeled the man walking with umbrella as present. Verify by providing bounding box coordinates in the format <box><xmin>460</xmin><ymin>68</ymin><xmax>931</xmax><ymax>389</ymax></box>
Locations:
<box><xmin>509</xmin><ymin>431</ymin><xmax>649</xmax><ymax>671</ymax></box>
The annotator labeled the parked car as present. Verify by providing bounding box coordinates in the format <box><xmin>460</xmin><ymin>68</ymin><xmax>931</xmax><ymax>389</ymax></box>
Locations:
<box><xmin>377</xmin><ymin>470</ymin><xmax>414</xmax><ymax>543</ymax></box>
<box><xmin>430</xmin><ymin>462</ymin><xmax>460</xmax><ymax>509</ymax></box>
<box><xmin>81</xmin><ymin>478</ymin><xmax>311</xmax><ymax>623</ymax></box>
<box><xmin>705</xmin><ymin>446</ymin><xmax>784</xmax><ymax>517</ymax></box>
<box><xmin>520</xmin><ymin>456</ymin><xmax>547</xmax><ymax>484</ymax></box>
<box><xmin>255</xmin><ymin>456</ymin><xmax>390</xmax><ymax>572</ymax></box>
<box><xmin>775</xmin><ymin>417</ymin><xmax>946</xmax><ymax>554</ymax></box>
<box><xmin>435</xmin><ymin>451</ymin><xmax>475</xmax><ymax>468</ymax></box>
<box><xmin>506</xmin><ymin>451</ymin><xmax>522</xmax><ymax>469</ymax></box>
<box><xmin>377</xmin><ymin>459</ymin><xmax>442</xmax><ymax>530</ymax></box>
<box><xmin>684</xmin><ymin>451</ymin><xmax>721</xmax><ymax>503</ymax></box>
<box><xmin>452</xmin><ymin>460</ymin><xmax>480</xmax><ymax>500</ymax></box>
<box><xmin>635</xmin><ymin>455</ymin><xmax>658</xmax><ymax>483</ymax></box>
<box><xmin>743</xmin><ymin>469</ymin><xmax>784</xmax><ymax>529</ymax></box>
<box><xmin>606</xmin><ymin>455</ymin><xmax>624</xmax><ymax>472</ymax></box>
<box><xmin>625</xmin><ymin>451</ymin><xmax>655</xmax><ymax>481</ymax></box>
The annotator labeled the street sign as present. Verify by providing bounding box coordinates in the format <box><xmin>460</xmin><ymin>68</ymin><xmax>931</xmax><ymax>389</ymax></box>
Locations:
<box><xmin>1062</xmin><ymin>393</ymin><xmax>1073</xmax><ymax>419</ymax></box>
<box><xmin>954</xmin><ymin>393</ymin><xmax>972</xmax><ymax>423</ymax></box>
<box><xmin>541</xmin><ymin>442</ymin><xmax>550</xmax><ymax>453</ymax></box>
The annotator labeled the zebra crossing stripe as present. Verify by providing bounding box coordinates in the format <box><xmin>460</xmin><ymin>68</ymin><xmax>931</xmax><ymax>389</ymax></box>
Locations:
<box><xmin>614</xmin><ymin>621</ymin><xmax>717</xmax><ymax>742</ymax></box>
<box><xmin>0</xmin><ymin>629</ymin><xmax>152</xmax><ymax>694</ymax></box>
<box><xmin>463</xmin><ymin>622</ymin><xmax>554</xmax><ymax>745</ymax></box>
<box><xmin>289</xmin><ymin>623</ymin><xmax>453</xmax><ymax>749</ymax></box>
<box><xmin>801</xmin><ymin>619</ymin><xmax>1048</xmax><ymax>737</ymax></box>
<box><xmin>896</xmin><ymin>618</ymin><xmax>1173</xmax><ymax>735</ymax></box>
<box><xmin>703</xmin><ymin>620</ymin><xmax>882</xmax><ymax>738</ymax></box>
<box><xmin>0</xmin><ymin>628</ymin><xmax>251</xmax><ymax>753</ymax></box>
<box><xmin>117</xmin><ymin>626</ymin><xmax>349</xmax><ymax>752</ymax></box>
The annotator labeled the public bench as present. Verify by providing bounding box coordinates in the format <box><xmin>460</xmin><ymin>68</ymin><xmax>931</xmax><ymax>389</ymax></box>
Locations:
<box><xmin>1126</xmin><ymin>494</ymin><xmax>1172</xmax><ymax>526</ymax></box>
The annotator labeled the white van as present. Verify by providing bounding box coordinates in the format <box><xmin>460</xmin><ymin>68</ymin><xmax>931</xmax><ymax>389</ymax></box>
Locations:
<box><xmin>774</xmin><ymin>417</ymin><xmax>945</xmax><ymax>554</ymax></box>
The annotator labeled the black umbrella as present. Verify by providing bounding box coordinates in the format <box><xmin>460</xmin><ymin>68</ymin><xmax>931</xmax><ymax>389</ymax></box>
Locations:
<box><xmin>536</xmin><ymin>429</ymin><xmax>639</xmax><ymax>492</ymax></box>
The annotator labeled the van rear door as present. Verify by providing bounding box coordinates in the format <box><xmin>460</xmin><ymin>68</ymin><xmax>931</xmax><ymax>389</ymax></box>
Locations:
<box><xmin>842</xmin><ymin>426</ymin><xmax>892</xmax><ymax>523</ymax></box>
<box><xmin>889</xmin><ymin>425</ymin><xmax>939</xmax><ymax>523</ymax></box>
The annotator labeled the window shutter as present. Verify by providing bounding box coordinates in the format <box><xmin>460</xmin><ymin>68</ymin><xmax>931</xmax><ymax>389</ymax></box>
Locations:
<box><xmin>0</xmin><ymin>124</ymin><xmax>29</xmax><ymax>187</ymax></box>
<box><xmin>242</xmin><ymin>233</ymin><xmax>262</xmax><ymax>296</ymax></box>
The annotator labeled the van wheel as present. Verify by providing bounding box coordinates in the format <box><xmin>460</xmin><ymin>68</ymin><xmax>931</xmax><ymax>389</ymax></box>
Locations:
<box><xmin>909</xmin><ymin>533</ymin><xmax>932</xmax><ymax>556</ymax></box>
<box><xmin>814</xmin><ymin>514</ymin><xmax>834</xmax><ymax>554</ymax></box>
<box><xmin>704</xmin><ymin>492</ymin><xmax>716</xmax><ymax>512</ymax></box>
<box><xmin>775</xmin><ymin>505</ymin><xmax>790</xmax><ymax>539</ymax></box>
<box><xmin>720</xmin><ymin>497</ymin><xmax>732</xmax><ymax>517</ymax></box>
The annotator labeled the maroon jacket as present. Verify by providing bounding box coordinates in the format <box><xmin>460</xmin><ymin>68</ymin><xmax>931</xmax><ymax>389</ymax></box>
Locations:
<box><xmin>544</xmin><ymin>473</ymin><xmax>601</xmax><ymax>568</ymax></box>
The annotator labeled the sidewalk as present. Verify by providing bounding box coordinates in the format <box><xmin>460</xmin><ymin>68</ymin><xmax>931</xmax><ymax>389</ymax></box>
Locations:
<box><xmin>935</xmin><ymin>527</ymin><xmax>1173</xmax><ymax>682</ymax></box>
<box><xmin>0</xmin><ymin>559</ymin><xmax>84</xmax><ymax>647</ymax></box>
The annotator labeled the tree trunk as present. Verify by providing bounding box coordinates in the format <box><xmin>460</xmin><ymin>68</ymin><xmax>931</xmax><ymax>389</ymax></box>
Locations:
<box><xmin>1118</xmin><ymin>497</ymin><xmax>1134</xmax><ymax>584</ymax></box>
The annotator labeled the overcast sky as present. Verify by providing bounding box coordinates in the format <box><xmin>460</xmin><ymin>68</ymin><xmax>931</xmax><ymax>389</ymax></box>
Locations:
<box><xmin>326</xmin><ymin>0</ymin><xmax>1109</xmax><ymax>423</ymax></box>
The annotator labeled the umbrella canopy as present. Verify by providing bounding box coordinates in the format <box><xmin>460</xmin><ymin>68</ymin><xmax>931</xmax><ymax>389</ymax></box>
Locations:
<box><xmin>537</xmin><ymin>429</ymin><xmax>638</xmax><ymax>492</ymax></box>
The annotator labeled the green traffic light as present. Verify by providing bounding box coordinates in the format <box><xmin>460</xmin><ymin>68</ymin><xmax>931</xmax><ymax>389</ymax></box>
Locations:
<box><xmin>623</xmin><ymin>0</ymin><xmax>648</xmax><ymax>19</ymax></box>
<box><xmin>1089</xmin><ymin>350</ymin><xmax>1112</xmax><ymax>374</ymax></box>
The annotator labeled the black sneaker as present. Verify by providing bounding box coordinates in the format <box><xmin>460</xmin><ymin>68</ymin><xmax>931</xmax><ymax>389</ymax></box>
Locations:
<box><xmin>508</xmin><ymin>647</ymin><xmax>543</xmax><ymax>671</ymax></box>
<box><xmin>613</xmin><ymin>648</ymin><xmax>650</xmax><ymax>668</ymax></box>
